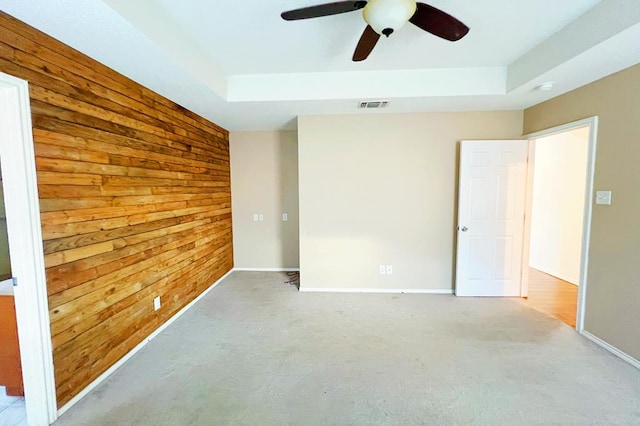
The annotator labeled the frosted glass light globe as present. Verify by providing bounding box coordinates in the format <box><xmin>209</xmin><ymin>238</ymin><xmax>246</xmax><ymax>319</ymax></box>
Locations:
<box><xmin>363</xmin><ymin>0</ymin><xmax>417</xmax><ymax>36</ymax></box>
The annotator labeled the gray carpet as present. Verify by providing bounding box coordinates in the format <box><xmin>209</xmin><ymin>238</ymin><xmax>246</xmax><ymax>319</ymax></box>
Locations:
<box><xmin>55</xmin><ymin>272</ymin><xmax>640</xmax><ymax>425</ymax></box>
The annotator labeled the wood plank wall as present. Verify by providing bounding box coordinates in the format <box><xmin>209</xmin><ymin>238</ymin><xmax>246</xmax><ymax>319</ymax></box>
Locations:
<box><xmin>0</xmin><ymin>12</ymin><xmax>233</xmax><ymax>406</ymax></box>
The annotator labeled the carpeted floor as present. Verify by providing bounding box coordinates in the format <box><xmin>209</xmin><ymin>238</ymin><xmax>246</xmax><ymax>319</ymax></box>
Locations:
<box><xmin>54</xmin><ymin>272</ymin><xmax>640</xmax><ymax>425</ymax></box>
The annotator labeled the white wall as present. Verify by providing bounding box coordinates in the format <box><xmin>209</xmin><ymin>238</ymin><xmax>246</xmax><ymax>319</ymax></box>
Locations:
<box><xmin>229</xmin><ymin>131</ymin><xmax>299</xmax><ymax>269</ymax></box>
<box><xmin>529</xmin><ymin>127</ymin><xmax>589</xmax><ymax>284</ymax></box>
<box><xmin>298</xmin><ymin>111</ymin><xmax>523</xmax><ymax>291</ymax></box>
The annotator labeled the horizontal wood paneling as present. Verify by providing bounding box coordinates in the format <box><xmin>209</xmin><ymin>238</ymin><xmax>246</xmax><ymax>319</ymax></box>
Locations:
<box><xmin>0</xmin><ymin>12</ymin><xmax>233</xmax><ymax>406</ymax></box>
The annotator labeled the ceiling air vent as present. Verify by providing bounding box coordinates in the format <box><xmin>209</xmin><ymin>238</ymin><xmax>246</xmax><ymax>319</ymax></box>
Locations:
<box><xmin>358</xmin><ymin>101</ymin><xmax>388</xmax><ymax>109</ymax></box>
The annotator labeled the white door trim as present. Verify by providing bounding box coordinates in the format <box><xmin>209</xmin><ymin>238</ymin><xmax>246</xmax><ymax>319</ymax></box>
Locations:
<box><xmin>522</xmin><ymin>116</ymin><xmax>599</xmax><ymax>333</ymax></box>
<box><xmin>0</xmin><ymin>72</ymin><xmax>58</xmax><ymax>424</ymax></box>
<box><xmin>519</xmin><ymin>141</ymin><xmax>536</xmax><ymax>298</ymax></box>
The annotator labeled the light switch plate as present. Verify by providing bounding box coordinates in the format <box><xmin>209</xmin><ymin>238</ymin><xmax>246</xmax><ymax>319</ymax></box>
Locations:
<box><xmin>282</xmin><ymin>213</ymin><xmax>288</xmax><ymax>221</ymax></box>
<box><xmin>253</xmin><ymin>214</ymin><xmax>259</xmax><ymax>221</ymax></box>
<box><xmin>596</xmin><ymin>190</ymin><xmax>612</xmax><ymax>205</ymax></box>
<box><xmin>153</xmin><ymin>296</ymin><xmax>161</xmax><ymax>311</ymax></box>
<box><xmin>379</xmin><ymin>265</ymin><xmax>386</xmax><ymax>275</ymax></box>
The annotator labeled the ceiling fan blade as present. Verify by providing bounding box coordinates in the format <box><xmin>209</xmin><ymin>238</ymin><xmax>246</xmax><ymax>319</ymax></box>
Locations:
<box><xmin>281</xmin><ymin>1</ymin><xmax>367</xmax><ymax>20</ymax></box>
<box><xmin>352</xmin><ymin>25</ymin><xmax>380</xmax><ymax>62</ymax></box>
<box><xmin>409</xmin><ymin>3</ymin><xmax>469</xmax><ymax>41</ymax></box>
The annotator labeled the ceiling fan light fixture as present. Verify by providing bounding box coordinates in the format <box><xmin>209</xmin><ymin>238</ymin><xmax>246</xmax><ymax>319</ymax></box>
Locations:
<box><xmin>280</xmin><ymin>0</ymin><xmax>469</xmax><ymax>62</ymax></box>
<box><xmin>363</xmin><ymin>0</ymin><xmax>417</xmax><ymax>36</ymax></box>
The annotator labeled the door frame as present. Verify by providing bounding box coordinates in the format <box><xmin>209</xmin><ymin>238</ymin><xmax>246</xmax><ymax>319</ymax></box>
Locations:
<box><xmin>0</xmin><ymin>72</ymin><xmax>58</xmax><ymax>424</ymax></box>
<box><xmin>522</xmin><ymin>116</ymin><xmax>598</xmax><ymax>332</ymax></box>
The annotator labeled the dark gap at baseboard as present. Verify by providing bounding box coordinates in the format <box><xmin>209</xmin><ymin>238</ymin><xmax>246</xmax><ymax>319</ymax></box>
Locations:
<box><xmin>285</xmin><ymin>271</ymin><xmax>299</xmax><ymax>290</ymax></box>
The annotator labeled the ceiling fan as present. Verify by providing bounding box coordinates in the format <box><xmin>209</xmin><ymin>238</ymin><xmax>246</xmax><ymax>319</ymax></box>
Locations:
<box><xmin>281</xmin><ymin>0</ymin><xmax>469</xmax><ymax>61</ymax></box>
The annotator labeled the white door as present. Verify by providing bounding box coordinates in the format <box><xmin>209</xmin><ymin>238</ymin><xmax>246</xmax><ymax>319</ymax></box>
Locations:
<box><xmin>455</xmin><ymin>140</ymin><xmax>528</xmax><ymax>296</ymax></box>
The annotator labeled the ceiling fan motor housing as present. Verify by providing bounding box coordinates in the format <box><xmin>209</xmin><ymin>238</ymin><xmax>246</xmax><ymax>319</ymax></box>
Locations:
<box><xmin>363</xmin><ymin>0</ymin><xmax>417</xmax><ymax>36</ymax></box>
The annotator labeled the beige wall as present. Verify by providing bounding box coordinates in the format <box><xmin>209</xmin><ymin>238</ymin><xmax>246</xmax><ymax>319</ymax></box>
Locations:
<box><xmin>230</xmin><ymin>131</ymin><xmax>299</xmax><ymax>269</ymax></box>
<box><xmin>298</xmin><ymin>111</ymin><xmax>523</xmax><ymax>291</ymax></box>
<box><xmin>524</xmin><ymin>64</ymin><xmax>640</xmax><ymax>361</ymax></box>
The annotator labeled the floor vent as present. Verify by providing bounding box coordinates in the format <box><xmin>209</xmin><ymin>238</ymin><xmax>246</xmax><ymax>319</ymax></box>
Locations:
<box><xmin>359</xmin><ymin>101</ymin><xmax>388</xmax><ymax>109</ymax></box>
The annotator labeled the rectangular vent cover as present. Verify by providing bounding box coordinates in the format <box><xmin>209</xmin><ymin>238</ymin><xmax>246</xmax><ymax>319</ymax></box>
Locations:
<box><xmin>359</xmin><ymin>101</ymin><xmax>388</xmax><ymax>109</ymax></box>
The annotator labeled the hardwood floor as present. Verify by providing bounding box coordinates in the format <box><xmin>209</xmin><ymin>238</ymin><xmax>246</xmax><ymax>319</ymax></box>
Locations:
<box><xmin>517</xmin><ymin>268</ymin><xmax>578</xmax><ymax>327</ymax></box>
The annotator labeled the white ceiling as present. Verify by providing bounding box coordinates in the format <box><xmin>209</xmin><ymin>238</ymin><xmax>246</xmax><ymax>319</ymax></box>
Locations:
<box><xmin>1</xmin><ymin>0</ymin><xmax>640</xmax><ymax>131</ymax></box>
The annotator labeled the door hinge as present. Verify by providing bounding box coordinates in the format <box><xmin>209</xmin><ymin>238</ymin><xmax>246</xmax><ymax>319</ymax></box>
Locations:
<box><xmin>12</xmin><ymin>277</ymin><xmax>17</xmax><ymax>287</ymax></box>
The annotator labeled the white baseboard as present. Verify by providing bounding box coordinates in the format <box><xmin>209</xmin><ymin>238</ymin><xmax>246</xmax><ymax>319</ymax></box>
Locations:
<box><xmin>234</xmin><ymin>267</ymin><xmax>300</xmax><ymax>272</ymax></box>
<box><xmin>581</xmin><ymin>330</ymin><xmax>640</xmax><ymax>370</ymax></box>
<box><xmin>57</xmin><ymin>269</ymin><xmax>234</xmax><ymax>417</ymax></box>
<box><xmin>299</xmin><ymin>287</ymin><xmax>453</xmax><ymax>294</ymax></box>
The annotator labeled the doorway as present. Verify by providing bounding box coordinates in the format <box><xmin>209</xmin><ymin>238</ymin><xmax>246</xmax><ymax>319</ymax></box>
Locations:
<box><xmin>521</xmin><ymin>117</ymin><xmax>598</xmax><ymax>332</ymax></box>
<box><xmin>0</xmin><ymin>72</ymin><xmax>57</xmax><ymax>424</ymax></box>
<box><xmin>454</xmin><ymin>117</ymin><xmax>597</xmax><ymax>333</ymax></box>
<box><xmin>0</xmin><ymin>163</ymin><xmax>26</xmax><ymax>424</ymax></box>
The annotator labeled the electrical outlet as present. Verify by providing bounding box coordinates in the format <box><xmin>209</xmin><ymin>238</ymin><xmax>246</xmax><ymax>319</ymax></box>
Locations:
<box><xmin>379</xmin><ymin>265</ymin><xmax>386</xmax><ymax>275</ymax></box>
<box><xmin>386</xmin><ymin>265</ymin><xmax>393</xmax><ymax>275</ymax></box>
<box><xmin>153</xmin><ymin>296</ymin><xmax>161</xmax><ymax>311</ymax></box>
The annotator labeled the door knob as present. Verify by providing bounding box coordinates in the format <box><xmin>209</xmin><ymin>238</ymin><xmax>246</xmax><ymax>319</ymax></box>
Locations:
<box><xmin>459</xmin><ymin>226</ymin><xmax>468</xmax><ymax>232</ymax></box>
